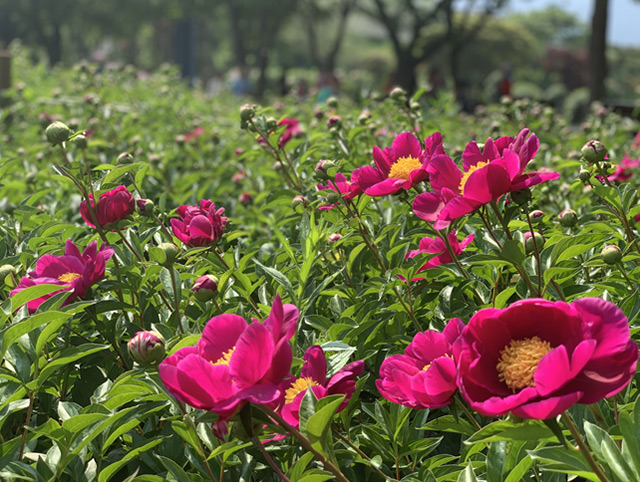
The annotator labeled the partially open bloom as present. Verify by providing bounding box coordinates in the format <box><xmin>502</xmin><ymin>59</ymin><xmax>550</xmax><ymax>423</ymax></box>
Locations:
<box><xmin>317</xmin><ymin>169</ymin><xmax>362</xmax><ymax>210</ymax></box>
<box><xmin>158</xmin><ymin>296</ymin><xmax>298</xmax><ymax>426</ymax></box>
<box><xmin>10</xmin><ymin>240</ymin><xmax>114</xmax><ymax>312</ymax></box>
<box><xmin>280</xmin><ymin>346</ymin><xmax>364</xmax><ymax>428</ymax></box>
<box><xmin>259</xmin><ymin>118</ymin><xmax>303</xmax><ymax>149</ymax></box>
<box><xmin>377</xmin><ymin>318</ymin><xmax>464</xmax><ymax>409</ymax></box>
<box><xmin>170</xmin><ymin>200</ymin><xmax>228</xmax><ymax>248</ymax></box>
<box><xmin>80</xmin><ymin>185</ymin><xmax>135</xmax><ymax>229</ymax></box>
<box><xmin>455</xmin><ymin>298</ymin><xmax>638</xmax><ymax>419</ymax></box>
<box><xmin>358</xmin><ymin>132</ymin><xmax>445</xmax><ymax>197</ymax></box>
<box><xmin>414</xmin><ymin>129</ymin><xmax>559</xmax><ymax>226</ymax></box>
<box><xmin>128</xmin><ymin>331</ymin><xmax>166</xmax><ymax>366</ymax></box>
<box><xmin>607</xmin><ymin>154</ymin><xmax>640</xmax><ymax>183</ymax></box>
<box><xmin>405</xmin><ymin>231</ymin><xmax>474</xmax><ymax>279</ymax></box>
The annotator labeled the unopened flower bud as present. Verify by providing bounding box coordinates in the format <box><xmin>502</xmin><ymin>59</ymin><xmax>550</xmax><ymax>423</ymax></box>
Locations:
<box><xmin>266</xmin><ymin>117</ymin><xmax>278</xmax><ymax>131</ymax></box>
<box><xmin>558</xmin><ymin>209</ymin><xmax>578</xmax><ymax>228</ymax></box>
<box><xmin>530</xmin><ymin>210</ymin><xmax>544</xmax><ymax>224</ymax></box>
<box><xmin>117</xmin><ymin>152</ymin><xmax>134</xmax><ymax>165</ymax></box>
<box><xmin>72</xmin><ymin>135</ymin><xmax>88</xmax><ymax>149</ymax></box>
<box><xmin>315</xmin><ymin>159</ymin><xmax>336</xmax><ymax>179</ymax></box>
<box><xmin>193</xmin><ymin>275</ymin><xmax>218</xmax><ymax>302</ymax></box>
<box><xmin>601</xmin><ymin>245</ymin><xmax>622</xmax><ymax>265</ymax></box>
<box><xmin>329</xmin><ymin>126</ymin><xmax>339</xmax><ymax>137</ymax></box>
<box><xmin>136</xmin><ymin>198</ymin><xmax>155</xmax><ymax>216</ymax></box>
<box><xmin>327</xmin><ymin>115</ymin><xmax>341</xmax><ymax>128</ymax></box>
<box><xmin>390</xmin><ymin>86</ymin><xmax>407</xmax><ymax>102</ymax></box>
<box><xmin>325</xmin><ymin>191</ymin><xmax>341</xmax><ymax>204</ymax></box>
<box><xmin>127</xmin><ymin>331</ymin><xmax>165</xmax><ymax>366</ymax></box>
<box><xmin>524</xmin><ymin>231</ymin><xmax>545</xmax><ymax>255</ymax></box>
<box><xmin>232</xmin><ymin>171</ymin><xmax>245</xmax><ymax>183</ymax></box>
<box><xmin>581</xmin><ymin>140</ymin><xmax>607</xmax><ymax>163</ymax></box>
<box><xmin>175</xmin><ymin>134</ymin><xmax>185</xmax><ymax>146</ymax></box>
<box><xmin>292</xmin><ymin>195</ymin><xmax>307</xmax><ymax>209</ymax></box>
<box><xmin>326</xmin><ymin>96</ymin><xmax>338</xmax><ymax>108</ymax></box>
<box><xmin>0</xmin><ymin>264</ymin><xmax>17</xmax><ymax>285</ymax></box>
<box><xmin>45</xmin><ymin>121</ymin><xmax>72</xmax><ymax>146</ymax></box>
<box><xmin>240</xmin><ymin>104</ymin><xmax>255</xmax><ymax>122</ymax></box>
<box><xmin>409</xmin><ymin>101</ymin><xmax>421</xmax><ymax>112</ymax></box>
<box><xmin>328</xmin><ymin>233</ymin><xmax>342</xmax><ymax>243</ymax></box>
<box><xmin>510</xmin><ymin>188</ymin><xmax>532</xmax><ymax>206</ymax></box>
<box><xmin>153</xmin><ymin>243</ymin><xmax>179</xmax><ymax>266</ymax></box>
<box><xmin>238</xmin><ymin>192</ymin><xmax>253</xmax><ymax>205</ymax></box>
<box><xmin>578</xmin><ymin>169</ymin><xmax>591</xmax><ymax>183</ymax></box>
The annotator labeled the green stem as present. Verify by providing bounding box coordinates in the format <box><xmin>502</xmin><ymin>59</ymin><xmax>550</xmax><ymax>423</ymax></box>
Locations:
<box><xmin>168</xmin><ymin>265</ymin><xmax>184</xmax><ymax>334</ymax></box>
<box><xmin>561</xmin><ymin>412</ymin><xmax>612</xmax><ymax>482</ymax></box>
<box><xmin>525</xmin><ymin>210</ymin><xmax>543</xmax><ymax>297</ymax></box>
<box><xmin>212</xmin><ymin>248</ymin><xmax>260</xmax><ymax>315</ymax></box>
<box><xmin>251</xmin><ymin>437</ymin><xmax>292</xmax><ymax>482</ymax></box>
<box><xmin>616</xmin><ymin>262</ymin><xmax>635</xmax><ymax>290</ymax></box>
<box><xmin>182</xmin><ymin>411</ymin><xmax>219</xmax><ymax>482</ymax></box>
<box><xmin>332</xmin><ymin>426</ymin><xmax>398</xmax><ymax>481</ymax></box>
<box><xmin>258</xmin><ymin>405</ymin><xmax>350</xmax><ymax>482</ymax></box>
<box><xmin>454</xmin><ymin>395</ymin><xmax>482</xmax><ymax>431</ymax></box>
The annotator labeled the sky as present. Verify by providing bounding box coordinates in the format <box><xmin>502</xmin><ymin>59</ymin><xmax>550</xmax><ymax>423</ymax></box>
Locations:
<box><xmin>507</xmin><ymin>0</ymin><xmax>640</xmax><ymax>47</ymax></box>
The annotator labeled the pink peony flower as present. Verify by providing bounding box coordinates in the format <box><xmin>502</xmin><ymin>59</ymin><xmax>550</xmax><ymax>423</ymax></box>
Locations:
<box><xmin>258</xmin><ymin>118</ymin><xmax>303</xmax><ymax>149</ymax></box>
<box><xmin>455</xmin><ymin>298</ymin><xmax>638</xmax><ymax>419</ymax></box>
<box><xmin>316</xmin><ymin>169</ymin><xmax>362</xmax><ymax>210</ymax></box>
<box><xmin>377</xmin><ymin>318</ymin><xmax>464</xmax><ymax>409</ymax></box>
<box><xmin>405</xmin><ymin>231</ymin><xmax>474</xmax><ymax>280</ymax></box>
<box><xmin>280</xmin><ymin>346</ymin><xmax>364</xmax><ymax>428</ymax></box>
<box><xmin>414</xmin><ymin>129</ymin><xmax>559</xmax><ymax>227</ymax></box>
<box><xmin>158</xmin><ymin>295</ymin><xmax>299</xmax><ymax>427</ymax></box>
<box><xmin>80</xmin><ymin>185</ymin><xmax>135</xmax><ymax>229</ymax></box>
<box><xmin>10</xmin><ymin>240</ymin><xmax>114</xmax><ymax>313</ymax></box>
<box><xmin>170</xmin><ymin>200</ymin><xmax>228</xmax><ymax>248</ymax></box>
<box><xmin>607</xmin><ymin>153</ymin><xmax>640</xmax><ymax>183</ymax></box>
<box><xmin>358</xmin><ymin>132</ymin><xmax>445</xmax><ymax>197</ymax></box>
<box><xmin>184</xmin><ymin>126</ymin><xmax>204</xmax><ymax>142</ymax></box>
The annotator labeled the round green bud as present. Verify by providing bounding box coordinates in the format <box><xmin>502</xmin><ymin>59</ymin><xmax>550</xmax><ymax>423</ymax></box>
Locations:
<box><xmin>530</xmin><ymin>210</ymin><xmax>545</xmax><ymax>225</ymax></box>
<box><xmin>510</xmin><ymin>188</ymin><xmax>532</xmax><ymax>206</ymax></box>
<box><xmin>0</xmin><ymin>264</ymin><xmax>17</xmax><ymax>285</ymax></box>
<box><xmin>117</xmin><ymin>152</ymin><xmax>134</xmax><ymax>165</ymax></box>
<box><xmin>601</xmin><ymin>245</ymin><xmax>622</xmax><ymax>265</ymax></box>
<box><xmin>326</xmin><ymin>96</ymin><xmax>339</xmax><ymax>108</ymax></box>
<box><xmin>409</xmin><ymin>101</ymin><xmax>421</xmax><ymax>112</ymax></box>
<box><xmin>578</xmin><ymin>169</ymin><xmax>592</xmax><ymax>183</ymax></box>
<box><xmin>45</xmin><ymin>121</ymin><xmax>72</xmax><ymax>146</ymax></box>
<box><xmin>72</xmin><ymin>135</ymin><xmax>88</xmax><ymax>149</ymax></box>
<box><xmin>581</xmin><ymin>140</ymin><xmax>607</xmax><ymax>163</ymax></box>
<box><xmin>390</xmin><ymin>86</ymin><xmax>407</xmax><ymax>102</ymax></box>
<box><xmin>292</xmin><ymin>195</ymin><xmax>307</xmax><ymax>209</ymax></box>
<box><xmin>156</xmin><ymin>243</ymin><xmax>179</xmax><ymax>266</ymax></box>
<box><xmin>524</xmin><ymin>232</ymin><xmax>545</xmax><ymax>255</ymax></box>
<box><xmin>239</xmin><ymin>104</ymin><xmax>255</xmax><ymax>122</ymax></box>
<box><xmin>127</xmin><ymin>331</ymin><xmax>165</xmax><ymax>366</ymax></box>
<box><xmin>558</xmin><ymin>209</ymin><xmax>578</xmax><ymax>228</ymax></box>
<box><xmin>266</xmin><ymin>117</ymin><xmax>278</xmax><ymax>131</ymax></box>
<box><xmin>193</xmin><ymin>275</ymin><xmax>219</xmax><ymax>302</ymax></box>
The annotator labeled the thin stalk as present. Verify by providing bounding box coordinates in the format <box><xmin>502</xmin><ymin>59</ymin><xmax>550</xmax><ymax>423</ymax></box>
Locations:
<box><xmin>438</xmin><ymin>230</ymin><xmax>484</xmax><ymax>305</ymax></box>
<box><xmin>561</xmin><ymin>412</ymin><xmax>612</xmax><ymax>482</ymax></box>
<box><xmin>116</xmin><ymin>230</ymin><xmax>144</xmax><ymax>263</ymax></box>
<box><xmin>454</xmin><ymin>395</ymin><xmax>482</xmax><ymax>431</ymax></box>
<box><xmin>251</xmin><ymin>438</ymin><xmax>292</xmax><ymax>482</ymax></box>
<box><xmin>525</xmin><ymin>210</ymin><xmax>543</xmax><ymax>297</ymax></box>
<box><xmin>182</xmin><ymin>411</ymin><xmax>219</xmax><ymax>482</ymax></box>
<box><xmin>257</xmin><ymin>406</ymin><xmax>350</xmax><ymax>482</ymax></box>
<box><xmin>18</xmin><ymin>392</ymin><xmax>35</xmax><ymax>461</ymax></box>
<box><xmin>212</xmin><ymin>248</ymin><xmax>260</xmax><ymax>315</ymax></box>
<box><xmin>490</xmin><ymin>200</ymin><xmax>513</xmax><ymax>240</ymax></box>
<box><xmin>616</xmin><ymin>262</ymin><xmax>635</xmax><ymax>290</ymax></box>
<box><xmin>168</xmin><ymin>266</ymin><xmax>185</xmax><ymax>334</ymax></box>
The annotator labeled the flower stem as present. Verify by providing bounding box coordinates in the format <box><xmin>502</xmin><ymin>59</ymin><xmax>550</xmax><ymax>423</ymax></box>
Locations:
<box><xmin>524</xmin><ymin>209</ymin><xmax>543</xmax><ymax>297</ymax></box>
<box><xmin>453</xmin><ymin>395</ymin><xmax>482</xmax><ymax>431</ymax></box>
<box><xmin>332</xmin><ymin>426</ymin><xmax>398</xmax><ymax>481</ymax></box>
<box><xmin>257</xmin><ymin>406</ymin><xmax>350</xmax><ymax>482</ymax></box>
<box><xmin>616</xmin><ymin>262</ymin><xmax>635</xmax><ymax>290</ymax></box>
<box><xmin>168</xmin><ymin>265</ymin><xmax>184</xmax><ymax>334</ymax></box>
<box><xmin>561</xmin><ymin>412</ymin><xmax>612</xmax><ymax>482</ymax></box>
<box><xmin>251</xmin><ymin>437</ymin><xmax>292</xmax><ymax>482</ymax></box>
<box><xmin>182</xmin><ymin>411</ymin><xmax>219</xmax><ymax>482</ymax></box>
<box><xmin>212</xmin><ymin>248</ymin><xmax>260</xmax><ymax>315</ymax></box>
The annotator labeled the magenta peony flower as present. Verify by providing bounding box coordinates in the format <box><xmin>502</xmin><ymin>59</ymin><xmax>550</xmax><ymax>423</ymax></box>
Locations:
<box><xmin>377</xmin><ymin>318</ymin><xmax>464</xmax><ymax>409</ymax></box>
<box><xmin>455</xmin><ymin>298</ymin><xmax>638</xmax><ymax>419</ymax></box>
<box><xmin>358</xmin><ymin>132</ymin><xmax>445</xmax><ymax>197</ymax></box>
<box><xmin>158</xmin><ymin>296</ymin><xmax>298</xmax><ymax>425</ymax></box>
<box><xmin>280</xmin><ymin>346</ymin><xmax>364</xmax><ymax>428</ymax></box>
<box><xmin>170</xmin><ymin>200</ymin><xmax>228</xmax><ymax>248</ymax></box>
<box><xmin>80</xmin><ymin>185</ymin><xmax>135</xmax><ymax>229</ymax></box>
<box><xmin>259</xmin><ymin>118</ymin><xmax>303</xmax><ymax>149</ymax></box>
<box><xmin>414</xmin><ymin>129</ymin><xmax>559</xmax><ymax>226</ymax></box>
<box><xmin>316</xmin><ymin>169</ymin><xmax>362</xmax><ymax>210</ymax></box>
<box><xmin>608</xmin><ymin>153</ymin><xmax>640</xmax><ymax>183</ymax></box>
<box><xmin>184</xmin><ymin>126</ymin><xmax>204</xmax><ymax>142</ymax></box>
<box><xmin>405</xmin><ymin>231</ymin><xmax>474</xmax><ymax>280</ymax></box>
<box><xmin>10</xmin><ymin>240</ymin><xmax>114</xmax><ymax>313</ymax></box>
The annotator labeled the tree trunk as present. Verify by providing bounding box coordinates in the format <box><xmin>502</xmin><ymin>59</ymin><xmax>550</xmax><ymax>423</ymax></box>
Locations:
<box><xmin>394</xmin><ymin>54</ymin><xmax>417</xmax><ymax>94</ymax></box>
<box><xmin>225</xmin><ymin>0</ymin><xmax>247</xmax><ymax>68</ymax></box>
<box><xmin>589</xmin><ymin>0</ymin><xmax>608</xmax><ymax>101</ymax></box>
<box><xmin>46</xmin><ymin>23</ymin><xmax>62</xmax><ymax>66</ymax></box>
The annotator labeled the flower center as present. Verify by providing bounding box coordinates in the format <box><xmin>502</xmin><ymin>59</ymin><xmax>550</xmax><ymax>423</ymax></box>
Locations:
<box><xmin>496</xmin><ymin>336</ymin><xmax>552</xmax><ymax>391</ymax></box>
<box><xmin>388</xmin><ymin>156</ymin><xmax>422</xmax><ymax>180</ymax></box>
<box><xmin>58</xmin><ymin>272</ymin><xmax>82</xmax><ymax>283</ymax></box>
<box><xmin>212</xmin><ymin>347</ymin><xmax>236</xmax><ymax>366</ymax></box>
<box><xmin>459</xmin><ymin>161</ymin><xmax>490</xmax><ymax>195</ymax></box>
<box><xmin>422</xmin><ymin>363</ymin><xmax>431</xmax><ymax>372</ymax></box>
<box><xmin>285</xmin><ymin>377</ymin><xmax>319</xmax><ymax>404</ymax></box>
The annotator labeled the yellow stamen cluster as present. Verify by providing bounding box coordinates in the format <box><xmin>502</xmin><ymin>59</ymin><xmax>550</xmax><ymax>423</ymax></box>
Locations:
<box><xmin>212</xmin><ymin>347</ymin><xmax>236</xmax><ymax>366</ymax></box>
<box><xmin>285</xmin><ymin>377</ymin><xmax>319</xmax><ymax>404</ymax></box>
<box><xmin>458</xmin><ymin>161</ymin><xmax>490</xmax><ymax>194</ymax></box>
<box><xmin>58</xmin><ymin>272</ymin><xmax>82</xmax><ymax>283</ymax></box>
<box><xmin>422</xmin><ymin>363</ymin><xmax>431</xmax><ymax>372</ymax></box>
<box><xmin>496</xmin><ymin>336</ymin><xmax>552</xmax><ymax>391</ymax></box>
<box><xmin>388</xmin><ymin>156</ymin><xmax>422</xmax><ymax>180</ymax></box>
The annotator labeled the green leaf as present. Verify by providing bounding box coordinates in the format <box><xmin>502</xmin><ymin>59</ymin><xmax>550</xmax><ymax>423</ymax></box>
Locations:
<box><xmin>33</xmin><ymin>344</ymin><xmax>109</xmax><ymax>389</ymax></box>
<box><xmin>457</xmin><ymin>463</ymin><xmax>478</xmax><ymax>482</ymax></box>
<box><xmin>466</xmin><ymin>419</ymin><xmax>554</xmax><ymax>444</ymax></box>
<box><xmin>487</xmin><ymin>441</ymin><xmax>506</xmax><ymax>482</ymax></box>
<box><xmin>98</xmin><ymin>437</ymin><xmax>165</xmax><ymax>482</ymax></box>
<box><xmin>1</xmin><ymin>311</ymin><xmax>72</xmax><ymax>361</ymax></box>
<box><xmin>10</xmin><ymin>284</ymin><xmax>69</xmax><ymax>312</ymax></box>
<box><xmin>304</xmin><ymin>395</ymin><xmax>345</xmax><ymax>459</ymax></box>
<box><xmin>62</xmin><ymin>413</ymin><xmax>108</xmax><ymax>433</ymax></box>
<box><xmin>498</xmin><ymin>239</ymin><xmax>524</xmax><ymax>267</ymax></box>
<box><xmin>527</xmin><ymin>446</ymin><xmax>600</xmax><ymax>481</ymax></box>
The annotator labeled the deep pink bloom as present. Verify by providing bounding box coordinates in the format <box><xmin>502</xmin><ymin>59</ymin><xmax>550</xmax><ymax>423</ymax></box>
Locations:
<box><xmin>280</xmin><ymin>346</ymin><xmax>364</xmax><ymax>428</ymax></box>
<box><xmin>170</xmin><ymin>200</ymin><xmax>228</xmax><ymax>248</ymax></box>
<box><xmin>405</xmin><ymin>231</ymin><xmax>474</xmax><ymax>279</ymax></box>
<box><xmin>414</xmin><ymin>129</ymin><xmax>559</xmax><ymax>226</ymax></box>
<box><xmin>455</xmin><ymin>298</ymin><xmax>638</xmax><ymax>419</ymax></box>
<box><xmin>158</xmin><ymin>295</ymin><xmax>299</xmax><ymax>427</ymax></box>
<box><xmin>632</xmin><ymin>131</ymin><xmax>640</xmax><ymax>149</ymax></box>
<box><xmin>184</xmin><ymin>126</ymin><xmax>204</xmax><ymax>142</ymax></box>
<box><xmin>377</xmin><ymin>318</ymin><xmax>464</xmax><ymax>409</ymax></box>
<box><xmin>258</xmin><ymin>118</ymin><xmax>303</xmax><ymax>149</ymax></box>
<box><xmin>80</xmin><ymin>185</ymin><xmax>135</xmax><ymax>229</ymax></box>
<box><xmin>608</xmin><ymin>154</ymin><xmax>640</xmax><ymax>182</ymax></box>
<box><xmin>10</xmin><ymin>240</ymin><xmax>114</xmax><ymax>313</ymax></box>
<box><xmin>316</xmin><ymin>169</ymin><xmax>362</xmax><ymax>210</ymax></box>
<box><xmin>358</xmin><ymin>132</ymin><xmax>445</xmax><ymax>197</ymax></box>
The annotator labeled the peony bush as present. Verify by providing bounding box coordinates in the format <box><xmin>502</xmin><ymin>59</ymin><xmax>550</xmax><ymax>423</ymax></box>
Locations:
<box><xmin>0</xmin><ymin>59</ymin><xmax>639</xmax><ymax>482</ymax></box>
